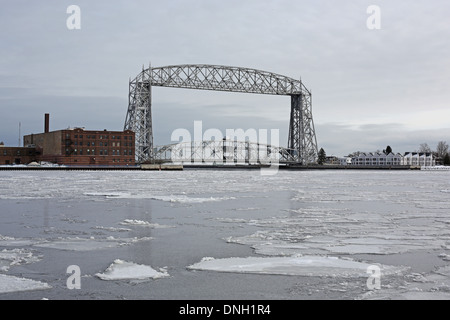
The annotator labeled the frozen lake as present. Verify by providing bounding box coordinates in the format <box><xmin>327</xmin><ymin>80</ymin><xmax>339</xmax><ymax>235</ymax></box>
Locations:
<box><xmin>0</xmin><ymin>169</ymin><xmax>450</xmax><ymax>300</ymax></box>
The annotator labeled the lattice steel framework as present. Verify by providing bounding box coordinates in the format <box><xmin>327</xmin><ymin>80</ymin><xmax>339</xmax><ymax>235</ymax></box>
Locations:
<box><xmin>124</xmin><ymin>64</ymin><xmax>318</xmax><ymax>164</ymax></box>
<box><xmin>153</xmin><ymin>140</ymin><xmax>298</xmax><ymax>164</ymax></box>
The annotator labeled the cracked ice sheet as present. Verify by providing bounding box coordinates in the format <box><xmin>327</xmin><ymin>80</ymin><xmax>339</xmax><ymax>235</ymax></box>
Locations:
<box><xmin>223</xmin><ymin>199</ymin><xmax>450</xmax><ymax>255</ymax></box>
<box><xmin>360</xmin><ymin>266</ymin><xmax>450</xmax><ymax>300</ymax></box>
<box><xmin>33</xmin><ymin>237</ymin><xmax>152</xmax><ymax>251</ymax></box>
<box><xmin>188</xmin><ymin>256</ymin><xmax>407</xmax><ymax>278</ymax></box>
<box><xmin>119</xmin><ymin>219</ymin><xmax>174</xmax><ymax>228</ymax></box>
<box><xmin>0</xmin><ymin>249</ymin><xmax>41</xmax><ymax>272</ymax></box>
<box><xmin>0</xmin><ymin>235</ymin><xmax>38</xmax><ymax>247</ymax></box>
<box><xmin>0</xmin><ymin>274</ymin><xmax>51</xmax><ymax>294</ymax></box>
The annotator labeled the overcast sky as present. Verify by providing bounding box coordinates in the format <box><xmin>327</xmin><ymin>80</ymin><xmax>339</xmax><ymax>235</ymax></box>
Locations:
<box><xmin>1</xmin><ymin>0</ymin><xmax>449</xmax><ymax>156</ymax></box>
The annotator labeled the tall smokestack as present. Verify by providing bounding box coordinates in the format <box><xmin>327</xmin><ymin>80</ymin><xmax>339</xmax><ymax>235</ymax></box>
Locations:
<box><xmin>44</xmin><ymin>113</ymin><xmax>49</xmax><ymax>133</ymax></box>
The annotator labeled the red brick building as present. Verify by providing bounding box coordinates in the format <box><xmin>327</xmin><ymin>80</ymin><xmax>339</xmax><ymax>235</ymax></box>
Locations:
<box><xmin>22</xmin><ymin>114</ymin><xmax>136</xmax><ymax>166</ymax></box>
<box><xmin>0</xmin><ymin>146</ymin><xmax>37</xmax><ymax>165</ymax></box>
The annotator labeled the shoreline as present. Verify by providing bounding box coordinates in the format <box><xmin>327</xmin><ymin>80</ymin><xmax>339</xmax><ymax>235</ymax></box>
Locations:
<box><xmin>0</xmin><ymin>164</ymin><xmax>426</xmax><ymax>171</ymax></box>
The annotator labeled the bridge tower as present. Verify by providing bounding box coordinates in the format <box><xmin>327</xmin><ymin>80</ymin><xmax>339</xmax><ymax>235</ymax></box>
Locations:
<box><xmin>288</xmin><ymin>90</ymin><xmax>318</xmax><ymax>165</ymax></box>
<box><xmin>124</xmin><ymin>66</ymin><xmax>153</xmax><ymax>162</ymax></box>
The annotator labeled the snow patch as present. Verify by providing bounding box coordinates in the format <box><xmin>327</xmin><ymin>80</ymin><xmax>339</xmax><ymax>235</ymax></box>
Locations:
<box><xmin>438</xmin><ymin>253</ymin><xmax>450</xmax><ymax>261</ymax></box>
<box><xmin>84</xmin><ymin>192</ymin><xmax>235</xmax><ymax>203</ymax></box>
<box><xmin>188</xmin><ymin>256</ymin><xmax>406</xmax><ymax>278</ymax></box>
<box><xmin>0</xmin><ymin>235</ymin><xmax>41</xmax><ymax>247</ymax></box>
<box><xmin>150</xmin><ymin>195</ymin><xmax>236</xmax><ymax>203</ymax></box>
<box><xmin>119</xmin><ymin>219</ymin><xmax>174</xmax><ymax>228</ymax></box>
<box><xmin>33</xmin><ymin>236</ymin><xmax>152</xmax><ymax>251</ymax></box>
<box><xmin>92</xmin><ymin>226</ymin><xmax>132</xmax><ymax>232</ymax></box>
<box><xmin>0</xmin><ymin>249</ymin><xmax>41</xmax><ymax>272</ymax></box>
<box><xmin>95</xmin><ymin>259</ymin><xmax>169</xmax><ymax>281</ymax></box>
<box><xmin>0</xmin><ymin>274</ymin><xmax>51</xmax><ymax>293</ymax></box>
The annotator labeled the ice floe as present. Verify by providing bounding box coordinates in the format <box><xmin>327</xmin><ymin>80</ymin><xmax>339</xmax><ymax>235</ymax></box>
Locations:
<box><xmin>0</xmin><ymin>274</ymin><xmax>51</xmax><ymax>294</ymax></box>
<box><xmin>0</xmin><ymin>235</ymin><xmax>41</xmax><ymax>247</ymax></box>
<box><xmin>188</xmin><ymin>256</ymin><xmax>407</xmax><ymax>278</ymax></box>
<box><xmin>95</xmin><ymin>259</ymin><xmax>169</xmax><ymax>281</ymax></box>
<box><xmin>92</xmin><ymin>226</ymin><xmax>132</xmax><ymax>232</ymax></box>
<box><xmin>85</xmin><ymin>191</ymin><xmax>235</xmax><ymax>203</ymax></box>
<box><xmin>33</xmin><ymin>236</ymin><xmax>152</xmax><ymax>251</ymax></box>
<box><xmin>119</xmin><ymin>219</ymin><xmax>174</xmax><ymax>228</ymax></box>
<box><xmin>0</xmin><ymin>249</ymin><xmax>41</xmax><ymax>272</ymax></box>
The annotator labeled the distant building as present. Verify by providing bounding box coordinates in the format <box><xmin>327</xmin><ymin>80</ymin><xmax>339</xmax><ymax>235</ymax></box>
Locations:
<box><xmin>0</xmin><ymin>146</ymin><xmax>37</xmax><ymax>165</ymax></box>
<box><xmin>351</xmin><ymin>152</ymin><xmax>403</xmax><ymax>166</ymax></box>
<box><xmin>324</xmin><ymin>156</ymin><xmax>340</xmax><ymax>165</ymax></box>
<box><xmin>401</xmin><ymin>152</ymin><xmax>435</xmax><ymax>167</ymax></box>
<box><xmin>339</xmin><ymin>157</ymin><xmax>352</xmax><ymax>166</ymax></box>
<box><xmin>22</xmin><ymin>114</ymin><xmax>135</xmax><ymax>166</ymax></box>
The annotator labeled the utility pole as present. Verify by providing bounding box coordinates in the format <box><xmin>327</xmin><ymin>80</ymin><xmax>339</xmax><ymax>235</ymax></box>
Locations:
<box><xmin>18</xmin><ymin>122</ymin><xmax>21</xmax><ymax>147</ymax></box>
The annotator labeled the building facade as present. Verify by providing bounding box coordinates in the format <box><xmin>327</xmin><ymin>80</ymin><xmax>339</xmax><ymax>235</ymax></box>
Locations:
<box><xmin>0</xmin><ymin>146</ymin><xmax>37</xmax><ymax>165</ymax></box>
<box><xmin>401</xmin><ymin>152</ymin><xmax>435</xmax><ymax>167</ymax></box>
<box><xmin>351</xmin><ymin>152</ymin><xmax>403</xmax><ymax>166</ymax></box>
<box><xmin>24</xmin><ymin>128</ymin><xmax>135</xmax><ymax>166</ymax></box>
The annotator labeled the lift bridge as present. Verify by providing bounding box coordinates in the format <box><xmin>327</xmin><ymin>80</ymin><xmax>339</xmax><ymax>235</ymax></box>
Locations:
<box><xmin>124</xmin><ymin>64</ymin><xmax>318</xmax><ymax>165</ymax></box>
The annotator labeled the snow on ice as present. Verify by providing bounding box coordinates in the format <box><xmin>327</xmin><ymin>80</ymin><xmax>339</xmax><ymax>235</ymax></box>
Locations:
<box><xmin>119</xmin><ymin>219</ymin><xmax>174</xmax><ymax>228</ymax></box>
<box><xmin>95</xmin><ymin>259</ymin><xmax>169</xmax><ymax>281</ymax></box>
<box><xmin>33</xmin><ymin>236</ymin><xmax>152</xmax><ymax>251</ymax></box>
<box><xmin>188</xmin><ymin>256</ymin><xmax>407</xmax><ymax>278</ymax></box>
<box><xmin>0</xmin><ymin>274</ymin><xmax>51</xmax><ymax>294</ymax></box>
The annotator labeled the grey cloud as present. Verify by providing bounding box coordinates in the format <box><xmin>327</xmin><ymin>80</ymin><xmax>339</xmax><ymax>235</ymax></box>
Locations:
<box><xmin>1</xmin><ymin>0</ymin><xmax>449</xmax><ymax>155</ymax></box>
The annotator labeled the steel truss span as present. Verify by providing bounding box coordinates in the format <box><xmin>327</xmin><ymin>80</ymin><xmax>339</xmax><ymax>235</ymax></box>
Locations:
<box><xmin>124</xmin><ymin>64</ymin><xmax>318</xmax><ymax>165</ymax></box>
<box><xmin>153</xmin><ymin>140</ymin><xmax>298</xmax><ymax>164</ymax></box>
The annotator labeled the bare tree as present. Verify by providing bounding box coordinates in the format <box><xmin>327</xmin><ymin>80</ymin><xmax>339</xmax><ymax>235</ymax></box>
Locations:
<box><xmin>419</xmin><ymin>143</ymin><xmax>431</xmax><ymax>153</ymax></box>
<box><xmin>436</xmin><ymin>141</ymin><xmax>449</xmax><ymax>159</ymax></box>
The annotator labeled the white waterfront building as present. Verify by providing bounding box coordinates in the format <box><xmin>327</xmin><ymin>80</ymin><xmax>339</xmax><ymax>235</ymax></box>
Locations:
<box><xmin>351</xmin><ymin>152</ymin><xmax>403</xmax><ymax>166</ymax></box>
<box><xmin>401</xmin><ymin>152</ymin><xmax>435</xmax><ymax>167</ymax></box>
